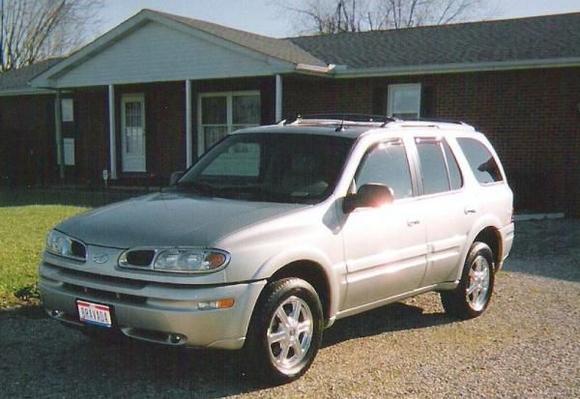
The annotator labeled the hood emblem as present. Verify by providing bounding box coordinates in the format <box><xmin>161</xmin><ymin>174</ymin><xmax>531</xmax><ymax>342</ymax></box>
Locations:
<box><xmin>92</xmin><ymin>253</ymin><xmax>110</xmax><ymax>264</ymax></box>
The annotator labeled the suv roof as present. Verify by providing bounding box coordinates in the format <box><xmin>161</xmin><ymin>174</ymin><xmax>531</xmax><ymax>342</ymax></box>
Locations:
<box><xmin>234</xmin><ymin>114</ymin><xmax>478</xmax><ymax>138</ymax></box>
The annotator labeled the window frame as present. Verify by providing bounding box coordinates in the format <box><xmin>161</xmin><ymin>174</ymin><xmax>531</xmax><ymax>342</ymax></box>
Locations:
<box><xmin>197</xmin><ymin>90</ymin><xmax>261</xmax><ymax>156</ymax></box>
<box><xmin>387</xmin><ymin>83</ymin><xmax>422</xmax><ymax>119</ymax></box>
<box><xmin>413</xmin><ymin>136</ymin><xmax>464</xmax><ymax>197</ymax></box>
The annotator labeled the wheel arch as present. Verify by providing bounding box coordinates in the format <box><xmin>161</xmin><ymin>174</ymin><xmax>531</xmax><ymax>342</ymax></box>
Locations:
<box><xmin>268</xmin><ymin>260</ymin><xmax>332</xmax><ymax>324</ymax></box>
<box><xmin>473</xmin><ymin>226</ymin><xmax>502</xmax><ymax>270</ymax></box>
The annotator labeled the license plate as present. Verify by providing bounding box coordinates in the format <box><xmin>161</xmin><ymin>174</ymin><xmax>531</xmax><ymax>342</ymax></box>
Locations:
<box><xmin>77</xmin><ymin>300</ymin><xmax>112</xmax><ymax>328</ymax></box>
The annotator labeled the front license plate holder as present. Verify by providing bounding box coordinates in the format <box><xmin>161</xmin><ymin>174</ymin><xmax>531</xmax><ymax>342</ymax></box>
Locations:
<box><xmin>76</xmin><ymin>299</ymin><xmax>113</xmax><ymax>328</ymax></box>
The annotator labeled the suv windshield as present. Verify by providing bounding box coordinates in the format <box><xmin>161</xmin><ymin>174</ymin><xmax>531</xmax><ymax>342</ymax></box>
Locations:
<box><xmin>175</xmin><ymin>133</ymin><xmax>354</xmax><ymax>204</ymax></box>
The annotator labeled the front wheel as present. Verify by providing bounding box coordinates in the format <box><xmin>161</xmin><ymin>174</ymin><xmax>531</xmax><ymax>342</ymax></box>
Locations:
<box><xmin>245</xmin><ymin>278</ymin><xmax>324</xmax><ymax>384</ymax></box>
<box><xmin>440</xmin><ymin>242</ymin><xmax>495</xmax><ymax>319</ymax></box>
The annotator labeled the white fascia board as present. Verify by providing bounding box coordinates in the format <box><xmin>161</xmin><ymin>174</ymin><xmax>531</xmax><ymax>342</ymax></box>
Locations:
<box><xmin>334</xmin><ymin>58</ymin><xmax>580</xmax><ymax>78</ymax></box>
<box><xmin>48</xmin><ymin>69</ymin><xmax>295</xmax><ymax>90</ymax></box>
<box><xmin>0</xmin><ymin>87</ymin><xmax>56</xmax><ymax>96</ymax></box>
<box><xmin>30</xmin><ymin>10</ymin><xmax>297</xmax><ymax>89</ymax></box>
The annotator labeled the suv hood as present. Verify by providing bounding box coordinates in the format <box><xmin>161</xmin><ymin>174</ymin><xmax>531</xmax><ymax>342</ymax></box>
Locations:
<box><xmin>56</xmin><ymin>192</ymin><xmax>305</xmax><ymax>248</ymax></box>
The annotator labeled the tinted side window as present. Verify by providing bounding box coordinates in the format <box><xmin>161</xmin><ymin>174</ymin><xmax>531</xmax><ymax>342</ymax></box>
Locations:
<box><xmin>355</xmin><ymin>141</ymin><xmax>413</xmax><ymax>199</ymax></box>
<box><xmin>457</xmin><ymin>138</ymin><xmax>503</xmax><ymax>184</ymax></box>
<box><xmin>416</xmin><ymin>140</ymin><xmax>449</xmax><ymax>195</ymax></box>
<box><xmin>443</xmin><ymin>140</ymin><xmax>463</xmax><ymax>190</ymax></box>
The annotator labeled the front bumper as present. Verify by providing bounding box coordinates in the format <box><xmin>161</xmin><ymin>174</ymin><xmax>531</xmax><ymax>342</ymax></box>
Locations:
<box><xmin>39</xmin><ymin>261</ymin><xmax>266</xmax><ymax>349</ymax></box>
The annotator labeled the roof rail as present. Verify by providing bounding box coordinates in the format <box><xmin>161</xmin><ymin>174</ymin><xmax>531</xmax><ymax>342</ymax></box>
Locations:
<box><xmin>283</xmin><ymin>114</ymin><xmax>475</xmax><ymax>131</ymax></box>
<box><xmin>289</xmin><ymin>113</ymin><xmax>398</xmax><ymax>131</ymax></box>
<box><xmin>297</xmin><ymin>113</ymin><xmax>393</xmax><ymax>122</ymax></box>
<box><xmin>398</xmin><ymin>117</ymin><xmax>470</xmax><ymax>125</ymax></box>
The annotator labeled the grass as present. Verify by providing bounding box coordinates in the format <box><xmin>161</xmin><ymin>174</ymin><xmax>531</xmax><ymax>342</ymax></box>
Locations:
<box><xmin>0</xmin><ymin>204</ymin><xmax>87</xmax><ymax>308</ymax></box>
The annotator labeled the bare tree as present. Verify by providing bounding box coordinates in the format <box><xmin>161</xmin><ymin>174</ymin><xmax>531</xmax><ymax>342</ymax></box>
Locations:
<box><xmin>0</xmin><ymin>0</ymin><xmax>103</xmax><ymax>72</ymax></box>
<box><xmin>276</xmin><ymin>0</ymin><xmax>498</xmax><ymax>35</ymax></box>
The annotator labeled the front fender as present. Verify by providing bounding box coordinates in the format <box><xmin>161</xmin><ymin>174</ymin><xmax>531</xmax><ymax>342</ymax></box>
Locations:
<box><xmin>252</xmin><ymin>246</ymin><xmax>346</xmax><ymax>322</ymax></box>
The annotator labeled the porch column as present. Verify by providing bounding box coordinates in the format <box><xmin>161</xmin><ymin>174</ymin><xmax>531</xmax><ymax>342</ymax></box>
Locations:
<box><xmin>108</xmin><ymin>84</ymin><xmax>117</xmax><ymax>180</ymax></box>
<box><xmin>275</xmin><ymin>74</ymin><xmax>283</xmax><ymax>122</ymax></box>
<box><xmin>185</xmin><ymin>79</ymin><xmax>193</xmax><ymax>168</ymax></box>
<box><xmin>54</xmin><ymin>90</ymin><xmax>65</xmax><ymax>180</ymax></box>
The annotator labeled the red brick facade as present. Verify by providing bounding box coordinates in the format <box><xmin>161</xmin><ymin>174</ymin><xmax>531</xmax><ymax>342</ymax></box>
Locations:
<box><xmin>0</xmin><ymin>94</ymin><xmax>56</xmax><ymax>186</ymax></box>
<box><xmin>284</xmin><ymin>68</ymin><xmax>580</xmax><ymax>214</ymax></box>
<box><xmin>1</xmin><ymin>69</ymin><xmax>579</xmax><ymax>215</ymax></box>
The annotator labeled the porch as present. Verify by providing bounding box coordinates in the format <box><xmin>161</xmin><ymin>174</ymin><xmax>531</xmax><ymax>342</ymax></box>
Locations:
<box><xmin>54</xmin><ymin>76</ymin><xmax>281</xmax><ymax>187</ymax></box>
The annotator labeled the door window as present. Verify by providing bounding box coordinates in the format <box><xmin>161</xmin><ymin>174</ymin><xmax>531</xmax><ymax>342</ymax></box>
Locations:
<box><xmin>354</xmin><ymin>140</ymin><xmax>413</xmax><ymax>199</ymax></box>
<box><xmin>443</xmin><ymin>140</ymin><xmax>463</xmax><ymax>190</ymax></box>
<box><xmin>199</xmin><ymin>92</ymin><xmax>260</xmax><ymax>154</ymax></box>
<box><xmin>416</xmin><ymin>139</ymin><xmax>449</xmax><ymax>195</ymax></box>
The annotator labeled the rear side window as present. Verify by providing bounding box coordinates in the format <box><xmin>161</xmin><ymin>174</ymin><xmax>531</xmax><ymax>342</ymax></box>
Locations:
<box><xmin>355</xmin><ymin>140</ymin><xmax>413</xmax><ymax>199</ymax></box>
<box><xmin>457</xmin><ymin>138</ymin><xmax>503</xmax><ymax>184</ymax></box>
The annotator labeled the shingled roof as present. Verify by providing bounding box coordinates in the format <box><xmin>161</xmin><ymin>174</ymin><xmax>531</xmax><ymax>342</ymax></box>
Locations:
<box><xmin>0</xmin><ymin>58</ymin><xmax>63</xmax><ymax>94</ymax></box>
<box><xmin>5</xmin><ymin>11</ymin><xmax>580</xmax><ymax>94</ymax></box>
<box><xmin>290</xmin><ymin>12</ymin><xmax>580</xmax><ymax>69</ymax></box>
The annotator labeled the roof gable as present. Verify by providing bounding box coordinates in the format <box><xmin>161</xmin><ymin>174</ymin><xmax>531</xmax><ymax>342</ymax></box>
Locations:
<box><xmin>31</xmin><ymin>9</ymin><xmax>326</xmax><ymax>88</ymax></box>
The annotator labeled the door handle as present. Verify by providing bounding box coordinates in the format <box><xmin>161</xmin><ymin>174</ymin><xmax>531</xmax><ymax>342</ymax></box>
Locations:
<box><xmin>464</xmin><ymin>207</ymin><xmax>477</xmax><ymax>215</ymax></box>
<box><xmin>407</xmin><ymin>219</ymin><xmax>421</xmax><ymax>227</ymax></box>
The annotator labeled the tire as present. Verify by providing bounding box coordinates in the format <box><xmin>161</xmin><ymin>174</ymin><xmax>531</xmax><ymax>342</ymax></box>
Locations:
<box><xmin>245</xmin><ymin>278</ymin><xmax>324</xmax><ymax>384</ymax></box>
<box><xmin>440</xmin><ymin>242</ymin><xmax>495</xmax><ymax>320</ymax></box>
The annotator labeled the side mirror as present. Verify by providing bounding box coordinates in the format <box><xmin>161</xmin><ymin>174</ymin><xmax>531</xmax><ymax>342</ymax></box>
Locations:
<box><xmin>342</xmin><ymin>184</ymin><xmax>394</xmax><ymax>213</ymax></box>
<box><xmin>169</xmin><ymin>171</ymin><xmax>184</xmax><ymax>186</ymax></box>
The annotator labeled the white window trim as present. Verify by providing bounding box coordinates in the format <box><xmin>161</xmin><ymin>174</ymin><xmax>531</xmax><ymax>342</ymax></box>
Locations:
<box><xmin>197</xmin><ymin>90</ymin><xmax>260</xmax><ymax>156</ymax></box>
<box><xmin>120</xmin><ymin>93</ymin><xmax>147</xmax><ymax>172</ymax></box>
<box><xmin>387</xmin><ymin>83</ymin><xmax>422</xmax><ymax>119</ymax></box>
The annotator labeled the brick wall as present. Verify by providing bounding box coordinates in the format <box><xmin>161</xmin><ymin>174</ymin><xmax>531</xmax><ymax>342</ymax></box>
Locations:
<box><xmin>0</xmin><ymin>94</ymin><xmax>56</xmax><ymax>186</ymax></box>
<box><xmin>284</xmin><ymin>68</ymin><xmax>580</xmax><ymax>215</ymax></box>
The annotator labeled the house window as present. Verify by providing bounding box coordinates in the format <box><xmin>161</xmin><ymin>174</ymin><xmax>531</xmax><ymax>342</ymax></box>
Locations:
<box><xmin>387</xmin><ymin>83</ymin><xmax>421</xmax><ymax>119</ymax></box>
<box><xmin>61</xmin><ymin>98</ymin><xmax>74</xmax><ymax>122</ymax></box>
<box><xmin>198</xmin><ymin>91</ymin><xmax>260</xmax><ymax>155</ymax></box>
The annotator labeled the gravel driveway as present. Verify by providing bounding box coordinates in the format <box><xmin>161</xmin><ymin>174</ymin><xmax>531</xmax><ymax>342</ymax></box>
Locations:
<box><xmin>1</xmin><ymin>219</ymin><xmax>578</xmax><ymax>398</ymax></box>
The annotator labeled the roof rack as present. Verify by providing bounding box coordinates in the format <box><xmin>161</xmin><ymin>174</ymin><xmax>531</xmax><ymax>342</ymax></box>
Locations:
<box><xmin>282</xmin><ymin>114</ymin><xmax>475</xmax><ymax>132</ymax></box>
<box><xmin>288</xmin><ymin>113</ymin><xmax>398</xmax><ymax>132</ymax></box>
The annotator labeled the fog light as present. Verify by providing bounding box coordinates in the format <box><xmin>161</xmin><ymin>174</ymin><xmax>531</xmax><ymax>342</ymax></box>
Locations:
<box><xmin>50</xmin><ymin>309</ymin><xmax>65</xmax><ymax>318</ymax></box>
<box><xmin>196</xmin><ymin>298</ymin><xmax>235</xmax><ymax>311</ymax></box>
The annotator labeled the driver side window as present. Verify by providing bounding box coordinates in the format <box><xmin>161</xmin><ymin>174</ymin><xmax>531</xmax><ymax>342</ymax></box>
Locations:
<box><xmin>354</xmin><ymin>140</ymin><xmax>414</xmax><ymax>199</ymax></box>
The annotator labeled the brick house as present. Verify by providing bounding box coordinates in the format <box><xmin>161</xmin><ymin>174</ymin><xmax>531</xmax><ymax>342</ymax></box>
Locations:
<box><xmin>0</xmin><ymin>10</ymin><xmax>579</xmax><ymax>214</ymax></box>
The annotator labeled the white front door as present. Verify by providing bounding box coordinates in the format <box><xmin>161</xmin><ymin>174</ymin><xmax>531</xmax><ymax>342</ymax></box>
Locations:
<box><xmin>121</xmin><ymin>94</ymin><xmax>146</xmax><ymax>172</ymax></box>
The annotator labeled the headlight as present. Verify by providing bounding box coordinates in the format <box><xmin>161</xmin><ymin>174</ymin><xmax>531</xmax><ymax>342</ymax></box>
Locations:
<box><xmin>46</xmin><ymin>230</ymin><xmax>87</xmax><ymax>261</ymax></box>
<box><xmin>154</xmin><ymin>248</ymin><xmax>229</xmax><ymax>273</ymax></box>
<box><xmin>119</xmin><ymin>247</ymin><xmax>230</xmax><ymax>274</ymax></box>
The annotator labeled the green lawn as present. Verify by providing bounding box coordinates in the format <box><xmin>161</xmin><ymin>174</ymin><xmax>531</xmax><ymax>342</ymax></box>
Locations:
<box><xmin>0</xmin><ymin>205</ymin><xmax>87</xmax><ymax>308</ymax></box>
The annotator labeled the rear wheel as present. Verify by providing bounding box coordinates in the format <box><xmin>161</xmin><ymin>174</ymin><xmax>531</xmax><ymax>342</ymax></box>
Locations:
<box><xmin>440</xmin><ymin>242</ymin><xmax>495</xmax><ymax>319</ymax></box>
<box><xmin>245</xmin><ymin>278</ymin><xmax>323</xmax><ymax>384</ymax></box>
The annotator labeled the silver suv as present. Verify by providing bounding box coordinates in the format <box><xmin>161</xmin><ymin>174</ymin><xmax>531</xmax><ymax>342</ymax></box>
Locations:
<box><xmin>40</xmin><ymin>116</ymin><xmax>514</xmax><ymax>383</ymax></box>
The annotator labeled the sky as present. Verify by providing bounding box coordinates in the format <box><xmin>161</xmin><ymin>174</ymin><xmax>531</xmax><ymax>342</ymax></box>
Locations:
<box><xmin>97</xmin><ymin>0</ymin><xmax>580</xmax><ymax>38</ymax></box>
